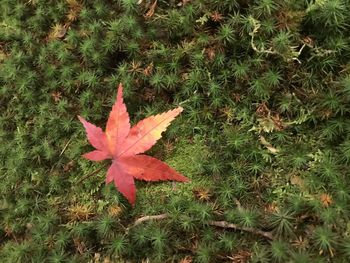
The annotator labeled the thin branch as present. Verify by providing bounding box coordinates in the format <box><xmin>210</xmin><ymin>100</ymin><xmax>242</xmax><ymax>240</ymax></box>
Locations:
<box><xmin>127</xmin><ymin>214</ymin><xmax>168</xmax><ymax>232</ymax></box>
<box><xmin>208</xmin><ymin>220</ymin><xmax>273</xmax><ymax>240</ymax></box>
<box><xmin>127</xmin><ymin>213</ymin><xmax>274</xmax><ymax>240</ymax></box>
<box><xmin>59</xmin><ymin>137</ymin><xmax>73</xmax><ymax>157</ymax></box>
<box><xmin>76</xmin><ymin>163</ymin><xmax>108</xmax><ymax>184</ymax></box>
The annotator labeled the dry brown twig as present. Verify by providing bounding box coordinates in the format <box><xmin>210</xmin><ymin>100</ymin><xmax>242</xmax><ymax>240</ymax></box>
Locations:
<box><xmin>76</xmin><ymin>163</ymin><xmax>108</xmax><ymax>184</ymax></box>
<box><xmin>208</xmin><ymin>220</ymin><xmax>273</xmax><ymax>240</ymax></box>
<box><xmin>132</xmin><ymin>214</ymin><xmax>168</xmax><ymax>228</ymax></box>
<box><xmin>127</xmin><ymin>213</ymin><xmax>274</xmax><ymax>240</ymax></box>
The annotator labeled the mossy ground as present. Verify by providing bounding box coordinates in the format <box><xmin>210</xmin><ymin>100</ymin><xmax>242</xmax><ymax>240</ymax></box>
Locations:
<box><xmin>2</xmin><ymin>0</ymin><xmax>350</xmax><ymax>262</ymax></box>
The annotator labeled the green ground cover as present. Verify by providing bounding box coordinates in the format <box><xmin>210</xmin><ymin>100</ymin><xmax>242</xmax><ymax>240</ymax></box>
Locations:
<box><xmin>1</xmin><ymin>0</ymin><xmax>350</xmax><ymax>262</ymax></box>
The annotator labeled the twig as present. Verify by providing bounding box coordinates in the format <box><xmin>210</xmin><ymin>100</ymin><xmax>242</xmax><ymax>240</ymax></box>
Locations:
<box><xmin>59</xmin><ymin>137</ymin><xmax>73</xmax><ymax>157</ymax></box>
<box><xmin>208</xmin><ymin>220</ymin><xmax>273</xmax><ymax>240</ymax></box>
<box><xmin>127</xmin><ymin>213</ymin><xmax>168</xmax><ymax>232</ymax></box>
<box><xmin>127</xmin><ymin>213</ymin><xmax>274</xmax><ymax>240</ymax></box>
<box><xmin>76</xmin><ymin>163</ymin><xmax>108</xmax><ymax>184</ymax></box>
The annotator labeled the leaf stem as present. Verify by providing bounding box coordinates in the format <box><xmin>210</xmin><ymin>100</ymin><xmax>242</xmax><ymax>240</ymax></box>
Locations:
<box><xmin>76</xmin><ymin>163</ymin><xmax>109</xmax><ymax>184</ymax></box>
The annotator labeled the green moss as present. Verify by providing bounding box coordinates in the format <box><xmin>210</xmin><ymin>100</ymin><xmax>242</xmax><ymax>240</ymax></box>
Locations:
<box><xmin>2</xmin><ymin>0</ymin><xmax>350</xmax><ymax>261</ymax></box>
<box><xmin>166</xmin><ymin>136</ymin><xmax>209</xmax><ymax>179</ymax></box>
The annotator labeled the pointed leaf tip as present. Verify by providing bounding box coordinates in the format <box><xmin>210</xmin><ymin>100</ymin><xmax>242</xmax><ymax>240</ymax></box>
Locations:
<box><xmin>177</xmin><ymin>106</ymin><xmax>184</xmax><ymax>112</ymax></box>
<box><xmin>119</xmin><ymin>106</ymin><xmax>184</xmax><ymax>156</ymax></box>
<box><xmin>117</xmin><ymin>83</ymin><xmax>123</xmax><ymax>95</ymax></box>
<box><xmin>120</xmin><ymin>155</ymin><xmax>190</xmax><ymax>182</ymax></box>
<box><xmin>78</xmin><ymin>115</ymin><xmax>107</xmax><ymax>151</ymax></box>
<box><xmin>105</xmin><ymin>83</ymin><xmax>130</xmax><ymax>156</ymax></box>
<box><xmin>107</xmin><ymin>161</ymin><xmax>136</xmax><ymax>205</ymax></box>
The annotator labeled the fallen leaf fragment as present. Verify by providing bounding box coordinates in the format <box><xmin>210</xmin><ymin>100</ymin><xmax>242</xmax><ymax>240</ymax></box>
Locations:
<box><xmin>144</xmin><ymin>0</ymin><xmax>157</xmax><ymax>18</ymax></box>
<box><xmin>179</xmin><ymin>256</ymin><xmax>193</xmax><ymax>263</ymax></box>
<box><xmin>259</xmin><ymin>135</ymin><xmax>279</xmax><ymax>154</ymax></box>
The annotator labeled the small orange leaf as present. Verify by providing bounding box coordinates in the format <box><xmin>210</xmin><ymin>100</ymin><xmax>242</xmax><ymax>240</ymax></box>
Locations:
<box><xmin>143</xmin><ymin>62</ymin><xmax>154</xmax><ymax>76</ymax></box>
<box><xmin>320</xmin><ymin>193</ymin><xmax>333</xmax><ymax>207</ymax></box>
<box><xmin>179</xmin><ymin>256</ymin><xmax>193</xmax><ymax>263</ymax></box>
<box><xmin>210</xmin><ymin>11</ymin><xmax>223</xmax><ymax>22</ymax></box>
<box><xmin>227</xmin><ymin>250</ymin><xmax>251</xmax><ymax>263</ymax></box>
<box><xmin>144</xmin><ymin>0</ymin><xmax>157</xmax><ymax>18</ymax></box>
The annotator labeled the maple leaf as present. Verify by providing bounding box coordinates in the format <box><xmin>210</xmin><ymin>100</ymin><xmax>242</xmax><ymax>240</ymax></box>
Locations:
<box><xmin>78</xmin><ymin>84</ymin><xmax>189</xmax><ymax>205</ymax></box>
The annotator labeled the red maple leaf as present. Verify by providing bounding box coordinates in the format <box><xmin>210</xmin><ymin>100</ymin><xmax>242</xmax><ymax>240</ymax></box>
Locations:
<box><xmin>78</xmin><ymin>84</ymin><xmax>189</xmax><ymax>205</ymax></box>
